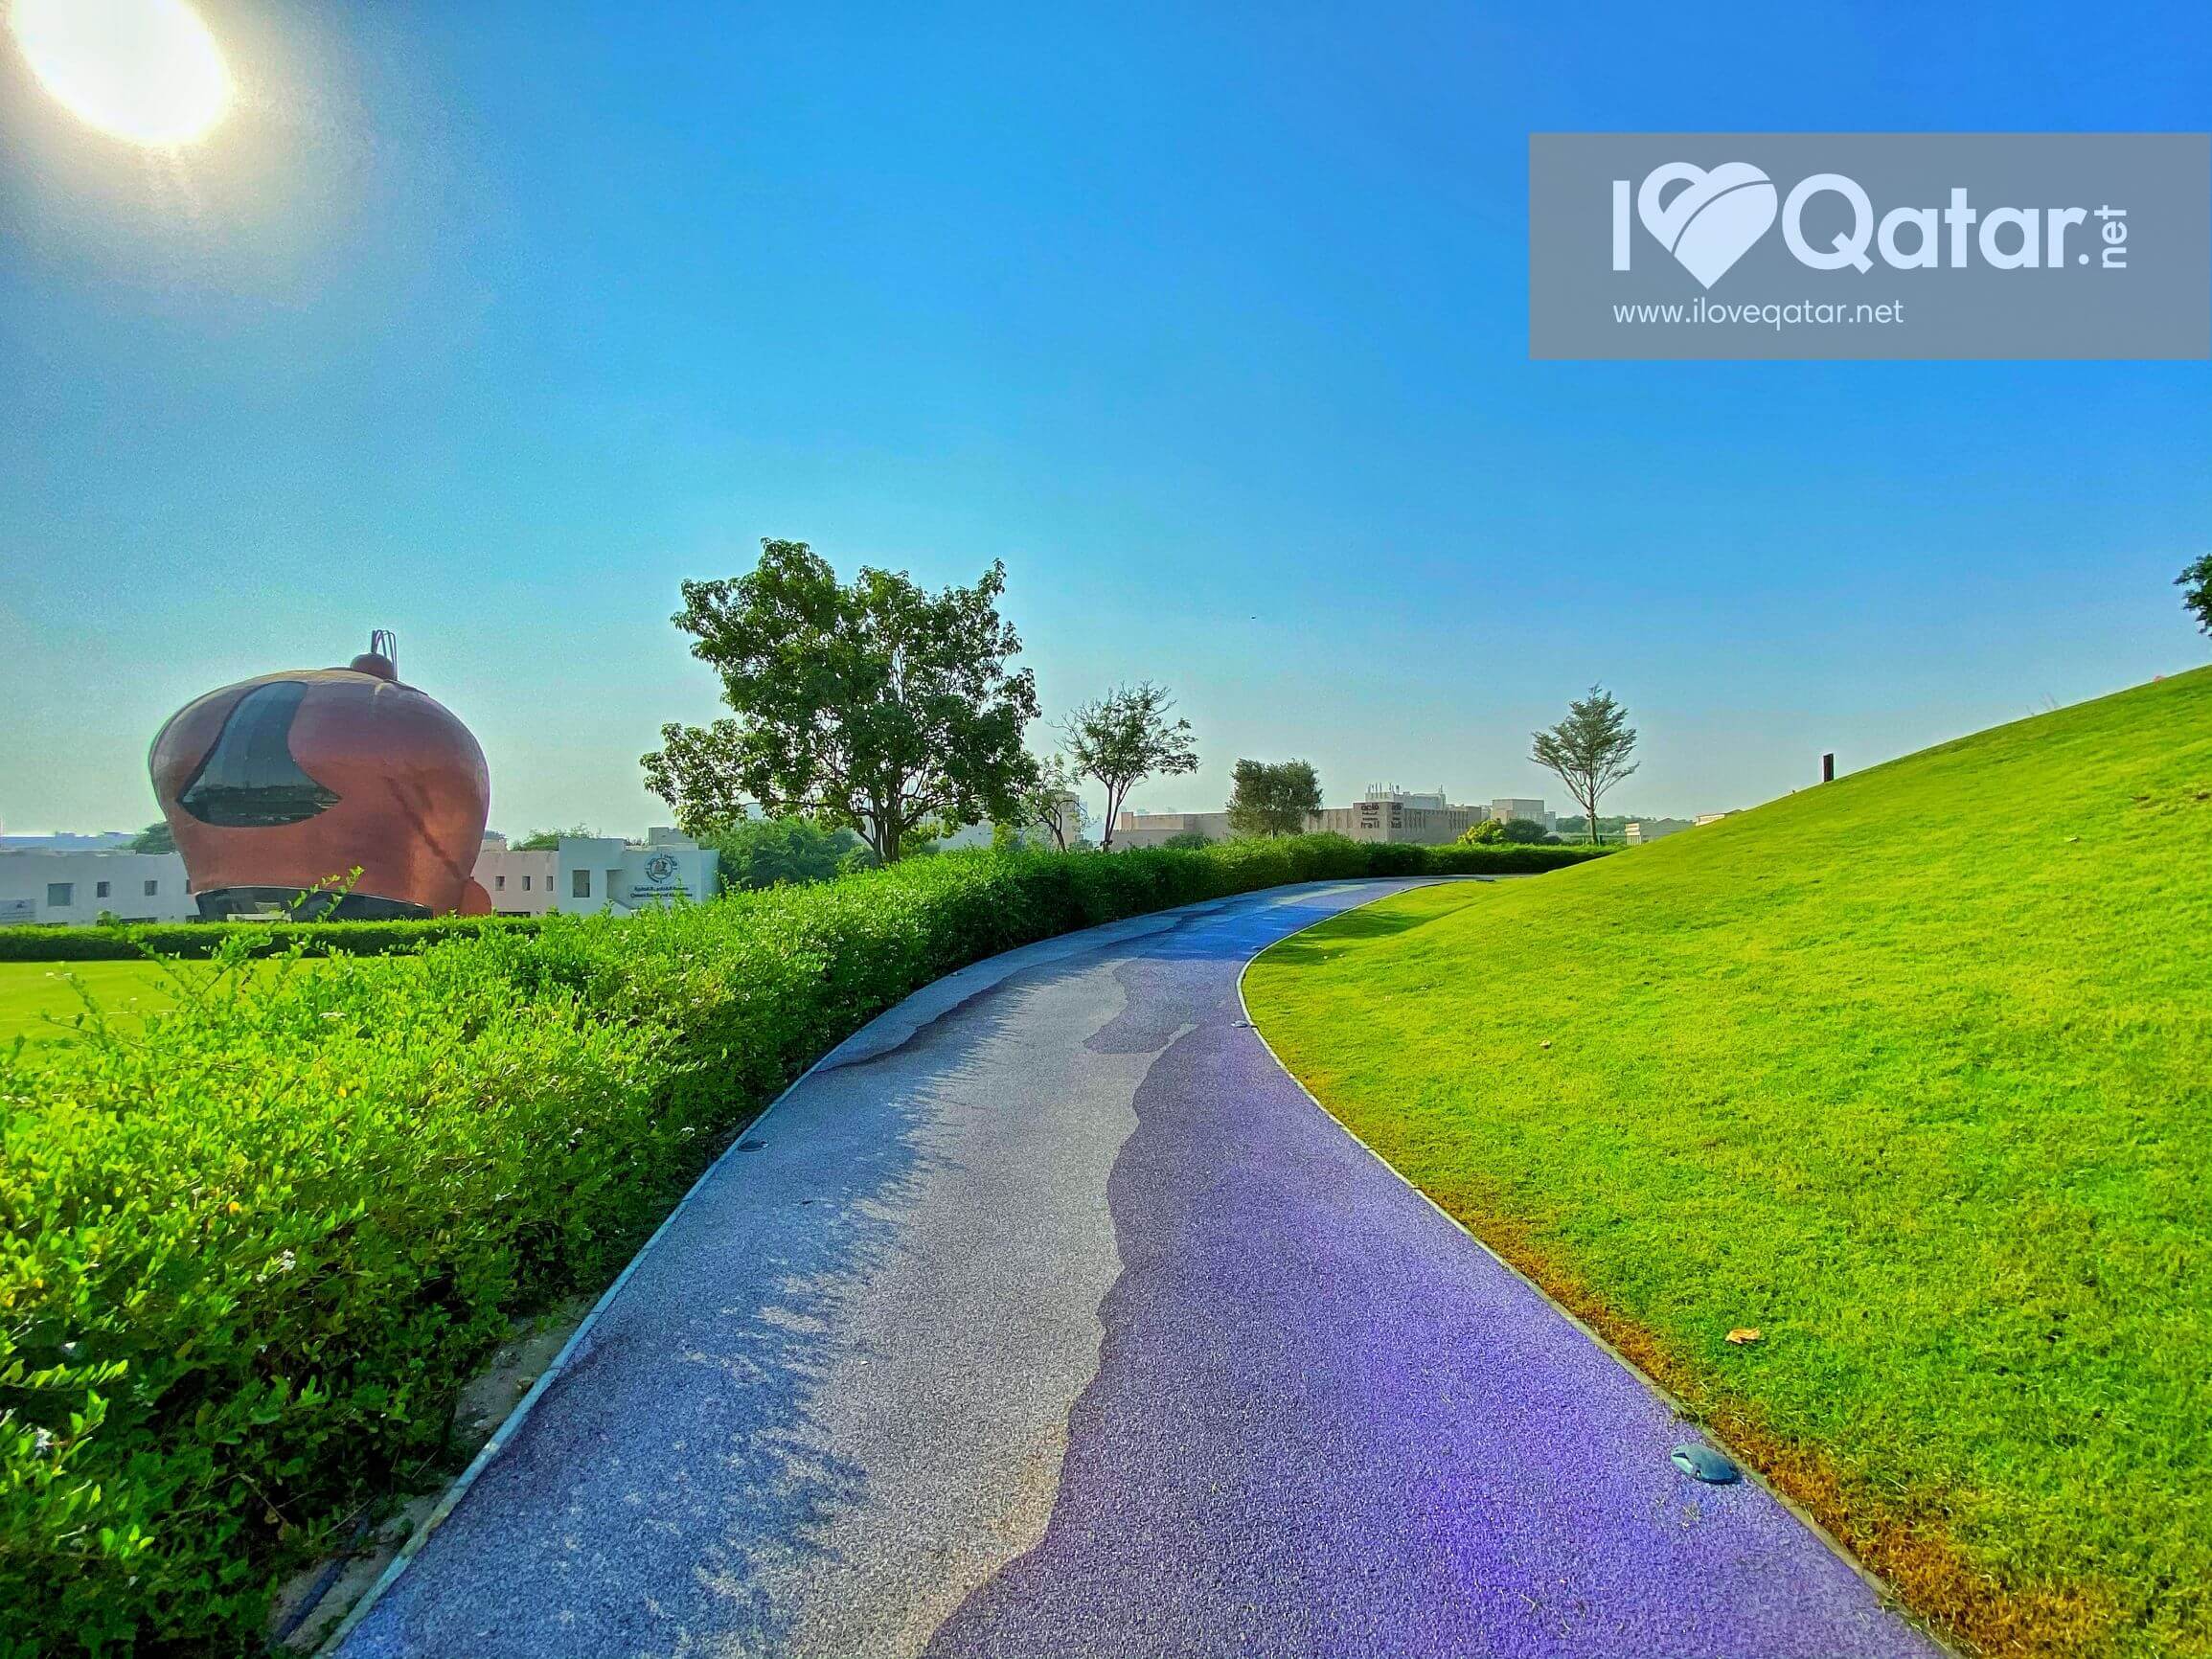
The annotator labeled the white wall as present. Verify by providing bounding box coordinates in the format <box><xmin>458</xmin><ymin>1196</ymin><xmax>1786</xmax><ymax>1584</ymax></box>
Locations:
<box><xmin>517</xmin><ymin>836</ymin><xmax>718</xmax><ymax>916</ymax></box>
<box><xmin>0</xmin><ymin>851</ymin><xmax>195</xmax><ymax>925</ymax></box>
<box><xmin>0</xmin><ymin>841</ymin><xmax>721</xmax><ymax>928</ymax></box>
<box><xmin>473</xmin><ymin>849</ymin><xmax>559</xmax><ymax>916</ymax></box>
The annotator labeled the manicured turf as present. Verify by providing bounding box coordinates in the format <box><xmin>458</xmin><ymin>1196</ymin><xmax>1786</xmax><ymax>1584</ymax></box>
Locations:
<box><xmin>0</xmin><ymin>960</ymin><xmax>179</xmax><ymax>1041</ymax></box>
<box><xmin>1244</xmin><ymin>668</ymin><xmax>2212</xmax><ymax>1659</ymax></box>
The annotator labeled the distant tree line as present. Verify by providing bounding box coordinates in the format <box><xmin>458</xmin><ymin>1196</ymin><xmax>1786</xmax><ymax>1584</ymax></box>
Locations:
<box><xmin>636</xmin><ymin>540</ymin><xmax>1662</xmax><ymax>879</ymax></box>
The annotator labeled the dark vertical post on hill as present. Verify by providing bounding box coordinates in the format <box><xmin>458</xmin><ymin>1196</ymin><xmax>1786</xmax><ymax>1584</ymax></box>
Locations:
<box><xmin>1823</xmin><ymin>752</ymin><xmax>1836</xmax><ymax>784</ymax></box>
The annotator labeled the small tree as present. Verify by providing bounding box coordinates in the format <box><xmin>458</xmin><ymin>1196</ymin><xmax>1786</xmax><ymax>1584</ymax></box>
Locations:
<box><xmin>1015</xmin><ymin>753</ymin><xmax>1092</xmax><ymax>852</ymax></box>
<box><xmin>1531</xmin><ymin>687</ymin><xmax>1639</xmax><ymax>845</ymax></box>
<box><xmin>643</xmin><ymin>539</ymin><xmax>1040</xmax><ymax>864</ymax></box>
<box><xmin>127</xmin><ymin>820</ymin><xmax>174</xmax><ymax>853</ymax></box>
<box><xmin>1457</xmin><ymin>818</ymin><xmax>1505</xmax><ymax>846</ymax></box>
<box><xmin>1061</xmin><ymin>682</ymin><xmax>1198</xmax><ymax>852</ymax></box>
<box><xmin>2178</xmin><ymin>554</ymin><xmax>2212</xmax><ymax>636</ymax></box>
<box><xmin>1225</xmin><ymin>759</ymin><xmax>1321</xmax><ymax>837</ymax></box>
<box><xmin>1495</xmin><ymin>816</ymin><xmax>1551</xmax><ymax>844</ymax></box>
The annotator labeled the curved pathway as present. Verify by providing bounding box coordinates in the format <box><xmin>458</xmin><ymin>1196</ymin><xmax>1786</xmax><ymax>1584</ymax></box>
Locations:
<box><xmin>336</xmin><ymin>879</ymin><xmax>1943</xmax><ymax>1659</ymax></box>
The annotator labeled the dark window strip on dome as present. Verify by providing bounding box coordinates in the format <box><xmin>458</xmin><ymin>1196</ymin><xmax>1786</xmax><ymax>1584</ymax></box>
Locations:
<box><xmin>178</xmin><ymin>681</ymin><xmax>342</xmax><ymax>828</ymax></box>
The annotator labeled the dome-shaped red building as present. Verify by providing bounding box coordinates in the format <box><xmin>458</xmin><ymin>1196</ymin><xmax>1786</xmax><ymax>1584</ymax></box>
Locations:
<box><xmin>149</xmin><ymin>633</ymin><xmax>492</xmax><ymax>920</ymax></box>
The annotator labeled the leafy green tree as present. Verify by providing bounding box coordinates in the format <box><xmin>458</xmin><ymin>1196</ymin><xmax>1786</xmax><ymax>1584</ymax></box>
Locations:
<box><xmin>701</xmin><ymin>815</ymin><xmax>865</xmax><ymax>891</ymax></box>
<box><xmin>643</xmin><ymin>539</ymin><xmax>1040</xmax><ymax>864</ymax></box>
<box><xmin>1061</xmin><ymin>682</ymin><xmax>1198</xmax><ymax>852</ymax></box>
<box><xmin>1015</xmin><ymin>753</ymin><xmax>1092</xmax><ymax>852</ymax></box>
<box><xmin>127</xmin><ymin>820</ymin><xmax>174</xmax><ymax>853</ymax></box>
<box><xmin>1494</xmin><ymin>816</ymin><xmax>1551</xmax><ymax>844</ymax></box>
<box><xmin>1224</xmin><ymin>759</ymin><xmax>1321</xmax><ymax>837</ymax></box>
<box><xmin>513</xmin><ymin>824</ymin><xmax>597</xmax><ymax>852</ymax></box>
<box><xmin>1531</xmin><ymin>686</ymin><xmax>1639</xmax><ymax>845</ymax></box>
<box><xmin>2179</xmin><ymin>554</ymin><xmax>2212</xmax><ymax>636</ymax></box>
<box><xmin>1457</xmin><ymin>818</ymin><xmax>1506</xmax><ymax>846</ymax></box>
<box><xmin>1160</xmin><ymin>830</ymin><xmax>1213</xmax><ymax>850</ymax></box>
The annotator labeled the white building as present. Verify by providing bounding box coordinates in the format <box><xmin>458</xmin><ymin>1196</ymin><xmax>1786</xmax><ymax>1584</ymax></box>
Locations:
<box><xmin>1117</xmin><ymin>786</ymin><xmax>1501</xmax><ymax>850</ymax></box>
<box><xmin>0</xmin><ymin>851</ymin><xmax>196</xmax><ymax>925</ymax></box>
<box><xmin>0</xmin><ymin>830</ymin><xmax>717</xmax><ymax>926</ymax></box>
<box><xmin>475</xmin><ymin>828</ymin><xmax>718</xmax><ymax>918</ymax></box>
<box><xmin>1489</xmin><ymin>798</ymin><xmax>1554</xmax><ymax>830</ymax></box>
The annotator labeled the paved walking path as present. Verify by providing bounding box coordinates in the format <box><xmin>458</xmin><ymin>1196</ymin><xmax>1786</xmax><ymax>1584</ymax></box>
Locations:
<box><xmin>337</xmin><ymin>879</ymin><xmax>1943</xmax><ymax>1659</ymax></box>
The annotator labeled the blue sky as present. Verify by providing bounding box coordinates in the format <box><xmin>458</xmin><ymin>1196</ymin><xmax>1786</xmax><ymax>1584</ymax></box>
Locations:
<box><xmin>3</xmin><ymin>0</ymin><xmax>2207</xmax><ymax>836</ymax></box>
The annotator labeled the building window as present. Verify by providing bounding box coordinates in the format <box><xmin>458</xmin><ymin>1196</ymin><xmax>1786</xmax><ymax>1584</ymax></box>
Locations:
<box><xmin>495</xmin><ymin>875</ymin><xmax>506</xmax><ymax>891</ymax></box>
<box><xmin>144</xmin><ymin>879</ymin><xmax>159</xmax><ymax>897</ymax></box>
<box><xmin>47</xmin><ymin>883</ymin><xmax>73</xmax><ymax>907</ymax></box>
<box><xmin>96</xmin><ymin>880</ymin><xmax>111</xmax><ymax>898</ymax></box>
<box><xmin>572</xmin><ymin>869</ymin><xmax>592</xmax><ymax>898</ymax></box>
<box><xmin>523</xmin><ymin>875</ymin><xmax>532</xmax><ymax>891</ymax></box>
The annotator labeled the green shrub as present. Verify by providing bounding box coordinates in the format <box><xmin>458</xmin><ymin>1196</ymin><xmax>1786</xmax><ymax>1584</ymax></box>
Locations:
<box><xmin>0</xmin><ymin>837</ymin><xmax>1609</xmax><ymax>1653</ymax></box>
<box><xmin>0</xmin><ymin>915</ymin><xmax>538</xmax><ymax>965</ymax></box>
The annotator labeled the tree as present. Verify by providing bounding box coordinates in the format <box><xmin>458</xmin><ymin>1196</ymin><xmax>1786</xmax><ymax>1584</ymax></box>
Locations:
<box><xmin>700</xmin><ymin>815</ymin><xmax>863</xmax><ymax>891</ymax></box>
<box><xmin>2179</xmin><ymin>554</ymin><xmax>2212</xmax><ymax>636</ymax></box>
<box><xmin>643</xmin><ymin>539</ymin><xmax>1040</xmax><ymax>865</ymax></box>
<box><xmin>1014</xmin><ymin>753</ymin><xmax>1092</xmax><ymax>852</ymax></box>
<box><xmin>513</xmin><ymin>823</ymin><xmax>598</xmax><ymax>851</ymax></box>
<box><xmin>128</xmin><ymin>820</ymin><xmax>174</xmax><ymax>853</ymax></box>
<box><xmin>1457</xmin><ymin>818</ymin><xmax>1505</xmax><ymax>846</ymax></box>
<box><xmin>634</xmin><ymin>722</ymin><xmax>751</xmax><ymax>836</ymax></box>
<box><xmin>1060</xmin><ymin>682</ymin><xmax>1198</xmax><ymax>852</ymax></box>
<box><xmin>1531</xmin><ymin>687</ymin><xmax>1639</xmax><ymax>845</ymax></box>
<box><xmin>1161</xmin><ymin>830</ymin><xmax>1213</xmax><ymax>850</ymax></box>
<box><xmin>1224</xmin><ymin>759</ymin><xmax>1321</xmax><ymax>838</ymax></box>
<box><xmin>1494</xmin><ymin>816</ymin><xmax>1551</xmax><ymax>844</ymax></box>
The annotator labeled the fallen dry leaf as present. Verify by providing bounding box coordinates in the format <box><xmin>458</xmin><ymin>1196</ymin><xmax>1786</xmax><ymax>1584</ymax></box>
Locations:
<box><xmin>1725</xmin><ymin>1328</ymin><xmax>1763</xmax><ymax>1346</ymax></box>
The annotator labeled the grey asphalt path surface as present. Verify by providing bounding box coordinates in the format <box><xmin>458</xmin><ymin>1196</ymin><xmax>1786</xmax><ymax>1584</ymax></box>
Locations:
<box><xmin>336</xmin><ymin>878</ymin><xmax>1945</xmax><ymax>1659</ymax></box>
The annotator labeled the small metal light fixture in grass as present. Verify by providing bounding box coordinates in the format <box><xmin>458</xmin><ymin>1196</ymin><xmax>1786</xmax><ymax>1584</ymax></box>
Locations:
<box><xmin>1671</xmin><ymin>1443</ymin><xmax>1742</xmax><ymax>1485</ymax></box>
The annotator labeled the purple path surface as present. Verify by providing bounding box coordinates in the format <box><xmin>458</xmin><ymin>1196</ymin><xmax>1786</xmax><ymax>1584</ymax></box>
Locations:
<box><xmin>336</xmin><ymin>880</ymin><xmax>1945</xmax><ymax>1659</ymax></box>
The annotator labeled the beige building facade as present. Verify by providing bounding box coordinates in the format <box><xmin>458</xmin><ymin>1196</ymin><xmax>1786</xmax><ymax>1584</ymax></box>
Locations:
<box><xmin>1118</xmin><ymin>786</ymin><xmax>1520</xmax><ymax>850</ymax></box>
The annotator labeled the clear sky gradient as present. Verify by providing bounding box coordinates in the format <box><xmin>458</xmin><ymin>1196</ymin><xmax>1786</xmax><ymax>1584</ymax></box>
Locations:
<box><xmin>3</xmin><ymin>1</ymin><xmax>2207</xmax><ymax>836</ymax></box>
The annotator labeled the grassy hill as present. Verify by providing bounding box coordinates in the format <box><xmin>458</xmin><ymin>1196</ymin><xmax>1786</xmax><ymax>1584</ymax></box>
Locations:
<box><xmin>1244</xmin><ymin>668</ymin><xmax>2212</xmax><ymax>1659</ymax></box>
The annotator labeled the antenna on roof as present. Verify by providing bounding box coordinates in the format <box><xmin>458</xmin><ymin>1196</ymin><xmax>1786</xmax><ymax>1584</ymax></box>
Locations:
<box><xmin>350</xmin><ymin>629</ymin><xmax>400</xmax><ymax>682</ymax></box>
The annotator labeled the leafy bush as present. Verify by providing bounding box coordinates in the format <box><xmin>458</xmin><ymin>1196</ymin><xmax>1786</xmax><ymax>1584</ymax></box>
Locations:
<box><xmin>0</xmin><ymin>836</ymin><xmax>1608</xmax><ymax>1654</ymax></box>
<box><xmin>0</xmin><ymin>916</ymin><xmax>537</xmax><ymax>965</ymax></box>
<box><xmin>698</xmin><ymin>815</ymin><xmax>868</xmax><ymax>891</ymax></box>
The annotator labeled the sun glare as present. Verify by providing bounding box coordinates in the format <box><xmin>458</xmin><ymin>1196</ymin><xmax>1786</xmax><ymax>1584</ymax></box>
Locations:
<box><xmin>11</xmin><ymin>0</ymin><xmax>231</xmax><ymax>147</ymax></box>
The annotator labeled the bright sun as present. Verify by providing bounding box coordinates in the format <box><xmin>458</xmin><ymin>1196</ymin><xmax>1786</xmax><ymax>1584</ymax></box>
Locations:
<box><xmin>11</xmin><ymin>0</ymin><xmax>231</xmax><ymax>147</ymax></box>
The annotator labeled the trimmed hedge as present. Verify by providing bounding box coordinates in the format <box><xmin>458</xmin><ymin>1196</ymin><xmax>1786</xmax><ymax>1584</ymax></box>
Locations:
<box><xmin>0</xmin><ymin>914</ymin><xmax>539</xmax><ymax>964</ymax></box>
<box><xmin>0</xmin><ymin>835</ymin><xmax>1613</xmax><ymax>1654</ymax></box>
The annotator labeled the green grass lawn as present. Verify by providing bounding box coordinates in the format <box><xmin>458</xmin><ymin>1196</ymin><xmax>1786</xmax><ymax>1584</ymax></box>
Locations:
<box><xmin>1244</xmin><ymin>668</ymin><xmax>2212</xmax><ymax>1659</ymax></box>
<box><xmin>0</xmin><ymin>960</ymin><xmax>180</xmax><ymax>1041</ymax></box>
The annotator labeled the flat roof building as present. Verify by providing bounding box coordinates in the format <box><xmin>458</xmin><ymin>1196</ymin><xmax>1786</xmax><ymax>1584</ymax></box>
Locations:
<box><xmin>1118</xmin><ymin>786</ymin><xmax>1507</xmax><ymax>850</ymax></box>
<box><xmin>0</xmin><ymin>850</ymin><xmax>196</xmax><ymax>925</ymax></box>
<box><xmin>1</xmin><ymin>830</ymin><xmax>717</xmax><ymax>926</ymax></box>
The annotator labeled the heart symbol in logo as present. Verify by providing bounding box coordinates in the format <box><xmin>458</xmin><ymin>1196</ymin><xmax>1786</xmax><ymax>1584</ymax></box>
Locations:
<box><xmin>1637</xmin><ymin>162</ymin><xmax>1778</xmax><ymax>288</ymax></box>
